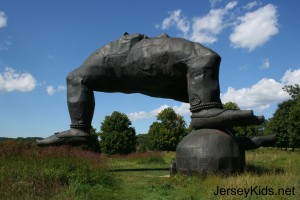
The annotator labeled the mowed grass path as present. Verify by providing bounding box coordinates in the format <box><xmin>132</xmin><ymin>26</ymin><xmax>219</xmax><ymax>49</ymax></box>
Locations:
<box><xmin>0</xmin><ymin>140</ymin><xmax>299</xmax><ymax>199</ymax></box>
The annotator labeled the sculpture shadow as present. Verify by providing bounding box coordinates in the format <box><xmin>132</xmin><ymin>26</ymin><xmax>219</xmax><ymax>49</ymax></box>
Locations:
<box><xmin>110</xmin><ymin>168</ymin><xmax>169</xmax><ymax>172</ymax></box>
<box><xmin>245</xmin><ymin>163</ymin><xmax>284</xmax><ymax>175</ymax></box>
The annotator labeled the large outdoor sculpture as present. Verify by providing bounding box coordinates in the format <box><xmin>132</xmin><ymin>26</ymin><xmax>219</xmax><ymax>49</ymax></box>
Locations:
<box><xmin>37</xmin><ymin>33</ymin><xmax>276</xmax><ymax>174</ymax></box>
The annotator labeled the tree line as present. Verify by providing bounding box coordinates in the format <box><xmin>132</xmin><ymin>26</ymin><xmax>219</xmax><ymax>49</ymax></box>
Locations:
<box><xmin>94</xmin><ymin>84</ymin><xmax>300</xmax><ymax>154</ymax></box>
<box><xmin>95</xmin><ymin>107</ymin><xmax>191</xmax><ymax>155</ymax></box>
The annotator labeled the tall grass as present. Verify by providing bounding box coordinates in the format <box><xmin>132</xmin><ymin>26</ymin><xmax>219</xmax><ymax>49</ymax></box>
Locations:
<box><xmin>0</xmin><ymin>140</ymin><xmax>299</xmax><ymax>199</ymax></box>
<box><xmin>0</xmin><ymin>140</ymin><xmax>115</xmax><ymax>200</ymax></box>
<box><xmin>109</xmin><ymin>151</ymin><xmax>168</xmax><ymax>171</ymax></box>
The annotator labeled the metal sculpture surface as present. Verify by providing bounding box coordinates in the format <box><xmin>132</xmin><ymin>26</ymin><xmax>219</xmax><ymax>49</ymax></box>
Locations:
<box><xmin>37</xmin><ymin>33</ymin><xmax>275</xmax><ymax>173</ymax></box>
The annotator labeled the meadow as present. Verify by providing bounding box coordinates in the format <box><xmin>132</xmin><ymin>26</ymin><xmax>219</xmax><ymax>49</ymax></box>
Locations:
<box><xmin>0</xmin><ymin>140</ymin><xmax>299</xmax><ymax>200</ymax></box>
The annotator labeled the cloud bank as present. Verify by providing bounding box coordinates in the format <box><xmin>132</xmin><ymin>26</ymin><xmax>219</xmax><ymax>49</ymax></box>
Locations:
<box><xmin>221</xmin><ymin>69</ymin><xmax>300</xmax><ymax>110</ymax></box>
<box><xmin>0</xmin><ymin>67</ymin><xmax>36</xmax><ymax>92</ymax></box>
<box><xmin>128</xmin><ymin>69</ymin><xmax>300</xmax><ymax>121</ymax></box>
<box><xmin>156</xmin><ymin>1</ymin><xmax>279</xmax><ymax>51</ymax></box>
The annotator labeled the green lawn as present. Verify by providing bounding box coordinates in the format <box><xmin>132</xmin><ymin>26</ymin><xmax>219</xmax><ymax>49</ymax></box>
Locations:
<box><xmin>0</xmin><ymin>140</ymin><xmax>299</xmax><ymax>199</ymax></box>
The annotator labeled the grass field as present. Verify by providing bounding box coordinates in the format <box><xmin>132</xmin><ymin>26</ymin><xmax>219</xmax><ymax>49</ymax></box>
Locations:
<box><xmin>0</xmin><ymin>140</ymin><xmax>299</xmax><ymax>199</ymax></box>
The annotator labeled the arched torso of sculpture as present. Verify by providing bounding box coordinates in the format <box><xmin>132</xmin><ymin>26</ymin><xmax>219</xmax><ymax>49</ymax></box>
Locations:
<box><xmin>70</xmin><ymin>33</ymin><xmax>221</xmax><ymax>105</ymax></box>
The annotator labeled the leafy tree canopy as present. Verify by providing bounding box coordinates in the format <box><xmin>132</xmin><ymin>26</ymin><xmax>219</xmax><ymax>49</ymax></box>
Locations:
<box><xmin>147</xmin><ymin>107</ymin><xmax>188</xmax><ymax>151</ymax></box>
<box><xmin>99</xmin><ymin>111</ymin><xmax>136</xmax><ymax>155</ymax></box>
<box><xmin>265</xmin><ymin>84</ymin><xmax>300</xmax><ymax>150</ymax></box>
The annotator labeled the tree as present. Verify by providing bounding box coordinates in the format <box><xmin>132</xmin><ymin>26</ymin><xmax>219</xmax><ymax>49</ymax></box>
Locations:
<box><xmin>266</xmin><ymin>99</ymin><xmax>293</xmax><ymax>150</ymax></box>
<box><xmin>136</xmin><ymin>134</ymin><xmax>148</xmax><ymax>152</ymax></box>
<box><xmin>99</xmin><ymin>111</ymin><xmax>136</xmax><ymax>155</ymax></box>
<box><xmin>288</xmin><ymin>94</ymin><xmax>300</xmax><ymax>151</ymax></box>
<box><xmin>147</xmin><ymin>107</ymin><xmax>188</xmax><ymax>151</ymax></box>
<box><xmin>223</xmin><ymin>102</ymin><xmax>239</xmax><ymax>110</ymax></box>
<box><xmin>223</xmin><ymin>102</ymin><xmax>264</xmax><ymax>137</ymax></box>
<box><xmin>284</xmin><ymin>85</ymin><xmax>300</xmax><ymax>151</ymax></box>
<box><xmin>266</xmin><ymin>84</ymin><xmax>300</xmax><ymax>150</ymax></box>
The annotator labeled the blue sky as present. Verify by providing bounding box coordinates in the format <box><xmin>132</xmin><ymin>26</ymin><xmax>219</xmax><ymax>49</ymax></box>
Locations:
<box><xmin>1</xmin><ymin>0</ymin><xmax>300</xmax><ymax>138</ymax></box>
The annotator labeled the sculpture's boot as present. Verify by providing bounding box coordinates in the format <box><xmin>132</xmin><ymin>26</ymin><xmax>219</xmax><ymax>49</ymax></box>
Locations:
<box><xmin>236</xmin><ymin>135</ymin><xmax>277</xmax><ymax>150</ymax></box>
<box><xmin>187</xmin><ymin>52</ymin><xmax>264</xmax><ymax>129</ymax></box>
<box><xmin>191</xmin><ymin>109</ymin><xmax>265</xmax><ymax>129</ymax></box>
<box><xmin>37</xmin><ymin>68</ymin><xmax>95</xmax><ymax>146</ymax></box>
<box><xmin>36</xmin><ymin>129</ymin><xmax>91</xmax><ymax>146</ymax></box>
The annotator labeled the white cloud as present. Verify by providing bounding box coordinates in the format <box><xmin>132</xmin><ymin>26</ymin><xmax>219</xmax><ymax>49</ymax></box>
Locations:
<box><xmin>157</xmin><ymin>2</ymin><xmax>278</xmax><ymax>50</ymax></box>
<box><xmin>209</xmin><ymin>0</ymin><xmax>223</xmax><ymax>8</ymax></box>
<box><xmin>190</xmin><ymin>9</ymin><xmax>226</xmax><ymax>43</ymax></box>
<box><xmin>46</xmin><ymin>85</ymin><xmax>66</xmax><ymax>96</ymax></box>
<box><xmin>221</xmin><ymin>69</ymin><xmax>300</xmax><ymax>111</ymax></box>
<box><xmin>230</xmin><ymin>4</ymin><xmax>279</xmax><ymax>51</ymax></box>
<box><xmin>243</xmin><ymin>1</ymin><xmax>260</xmax><ymax>10</ymax></box>
<box><xmin>157</xmin><ymin>1</ymin><xmax>238</xmax><ymax>44</ymax></box>
<box><xmin>172</xmin><ymin>103</ymin><xmax>191</xmax><ymax>115</ymax></box>
<box><xmin>127</xmin><ymin>103</ymin><xmax>190</xmax><ymax>121</ymax></box>
<box><xmin>225</xmin><ymin>1</ymin><xmax>238</xmax><ymax>10</ymax></box>
<box><xmin>190</xmin><ymin>1</ymin><xmax>238</xmax><ymax>44</ymax></box>
<box><xmin>221</xmin><ymin>78</ymin><xmax>288</xmax><ymax>110</ymax></box>
<box><xmin>47</xmin><ymin>86</ymin><xmax>55</xmax><ymax>96</ymax></box>
<box><xmin>260</xmin><ymin>58</ymin><xmax>270</xmax><ymax>69</ymax></box>
<box><xmin>160</xmin><ymin>10</ymin><xmax>190</xmax><ymax>35</ymax></box>
<box><xmin>281</xmin><ymin>69</ymin><xmax>300</xmax><ymax>85</ymax></box>
<box><xmin>0</xmin><ymin>11</ymin><xmax>7</xmax><ymax>28</ymax></box>
<box><xmin>0</xmin><ymin>67</ymin><xmax>36</xmax><ymax>92</ymax></box>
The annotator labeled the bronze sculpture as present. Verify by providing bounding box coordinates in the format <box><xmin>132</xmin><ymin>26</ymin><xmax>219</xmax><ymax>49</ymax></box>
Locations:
<box><xmin>37</xmin><ymin>33</ymin><xmax>275</xmax><ymax>173</ymax></box>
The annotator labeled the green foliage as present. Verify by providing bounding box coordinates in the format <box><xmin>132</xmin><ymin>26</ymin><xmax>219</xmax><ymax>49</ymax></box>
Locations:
<box><xmin>109</xmin><ymin>151</ymin><xmax>169</xmax><ymax>171</ymax></box>
<box><xmin>266</xmin><ymin>84</ymin><xmax>300</xmax><ymax>150</ymax></box>
<box><xmin>147</xmin><ymin>107</ymin><xmax>187</xmax><ymax>151</ymax></box>
<box><xmin>136</xmin><ymin>134</ymin><xmax>148</xmax><ymax>152</ymax></box>
<box><xmin>283</xmin><ymin>84</ymin><xmax>300</xmax><ymax>99</ymax></box>
<box><xmin>223</xmin><ymin>101</ymin><xmax>239</xmax><ymax>109</ymax></box>
<box><xmin>287</xmin><ymin>94</ymin><xmax>300</xmax><ymax>151</ymax></box>
<box><xmin>223</xmin><ymin>102</ymin><xmax>265</xmax><ymax>137</ymax></box>
<box><xmin>266</xmin><ymin>100</ymin><xmax>293</xmax><ymax>149</ymax></box>
<box><xmin>99</xmin><ymin>111</ymin><xmax>136</xmax><ymax>155</ymax></box>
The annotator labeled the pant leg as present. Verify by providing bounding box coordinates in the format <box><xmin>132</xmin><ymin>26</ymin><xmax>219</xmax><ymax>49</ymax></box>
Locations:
<box><xmin>186</xmin><ymin>52</ymin><xmax>223</xmax><ymax>112</ymax></box>
<box><xmin>66</xmin><ymin>67</ymin><xmax>95</xmax><ymax>131</ymax></box>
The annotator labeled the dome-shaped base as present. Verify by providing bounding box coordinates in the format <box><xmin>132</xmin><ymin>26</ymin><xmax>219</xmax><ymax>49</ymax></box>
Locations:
<box><xmin>176</xmin><ymin>129</ymin><xmax>244</xmax><ymax>175</ymax></box>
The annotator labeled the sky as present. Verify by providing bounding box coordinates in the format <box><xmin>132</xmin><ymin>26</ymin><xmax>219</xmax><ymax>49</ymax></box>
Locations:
<box><xmin>0</xmin><ymin>0</ymin><xmax>300</xmax><ymax>138</ymax></box>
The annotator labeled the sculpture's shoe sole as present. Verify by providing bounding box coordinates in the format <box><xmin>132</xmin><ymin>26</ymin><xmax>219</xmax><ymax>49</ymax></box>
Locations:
<box><xmin>37</xmin><ymin>129</ymin><xmax>101</xmax><ymax>152</ymax></box>
<box><xmin>36</xmin><ymin>135</ymin><xmax>92</xmax><ymax>147</ymax></box>
<box><xmin>191</xmin><ymin>109</ymin><xmax>265</xmax><ymax>129</ymax></box>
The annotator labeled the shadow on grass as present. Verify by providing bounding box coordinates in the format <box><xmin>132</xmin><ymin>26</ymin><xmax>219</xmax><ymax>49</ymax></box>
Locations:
<box><xmin>245</xmin><ymin>164</ymin><xmax>284</xmax><ymax>175</ymax></box>
<box><xmin>110</xmin><ymin>168</ymin><xmax>169</xmax><ymax>172</ymax></box>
